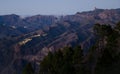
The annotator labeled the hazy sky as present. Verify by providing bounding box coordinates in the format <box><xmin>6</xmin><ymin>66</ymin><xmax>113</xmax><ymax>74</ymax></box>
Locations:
<box><xmin>0</xmin><ymin>0</ymin><xmax>120</xmax><ymax>15</ymax></box>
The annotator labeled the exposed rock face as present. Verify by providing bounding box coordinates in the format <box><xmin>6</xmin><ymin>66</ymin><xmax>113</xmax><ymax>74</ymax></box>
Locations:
<box><xmin>0</xmin><ymin>8</ymin><xmax>120</xmax><ymax>74</ymax></box>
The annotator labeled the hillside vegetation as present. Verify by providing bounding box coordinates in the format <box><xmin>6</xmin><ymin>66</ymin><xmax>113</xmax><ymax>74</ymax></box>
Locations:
<box><xmin>0</xmin><ymin>8</ymin><xmax>120</xmax><ymax>74</ymax></box>
<box><xmin>23</xmin><ymin>22</ymin><xmax>120</xmax><ymax>74</ymax></box>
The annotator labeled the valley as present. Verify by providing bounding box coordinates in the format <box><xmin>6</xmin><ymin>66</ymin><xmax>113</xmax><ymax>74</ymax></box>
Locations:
<box><xmin>0</xmin><ymin>8</ymin><xmax>120</xmax><ymax>74</ymax></box>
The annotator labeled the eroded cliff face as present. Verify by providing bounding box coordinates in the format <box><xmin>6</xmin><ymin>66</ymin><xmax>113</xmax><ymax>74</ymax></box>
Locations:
<box><xmin>0</xmin><ymin>8</ymin><xmax>120</xmax><ymax>74</ymax></box>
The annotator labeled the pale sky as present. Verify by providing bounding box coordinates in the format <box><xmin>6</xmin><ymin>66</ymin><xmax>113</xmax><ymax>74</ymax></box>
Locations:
<box><xmin>0</xmin><ymin>0</ymin><xmax>120</xmax><ymax>15</ymax></box>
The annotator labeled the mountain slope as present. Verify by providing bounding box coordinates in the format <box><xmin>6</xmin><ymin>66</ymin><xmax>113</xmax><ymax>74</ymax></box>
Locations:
<box><xmin>0</xmin><ymin>8</ymin><xmax>120</xmax><ymax>74</ymax></box>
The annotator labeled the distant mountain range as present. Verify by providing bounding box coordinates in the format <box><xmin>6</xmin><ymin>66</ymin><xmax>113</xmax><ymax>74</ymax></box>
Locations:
<box><xmin>0</xmin><ymin>8</ymin><xmax>120</xmax><ymax>74</ymax></box>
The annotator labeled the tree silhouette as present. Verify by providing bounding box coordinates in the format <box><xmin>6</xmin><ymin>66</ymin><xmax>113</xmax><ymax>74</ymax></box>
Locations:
<box><xmin>22</xmin><ymin>63</ymin><xmax>34</xmax><ymax>74</ymax></box>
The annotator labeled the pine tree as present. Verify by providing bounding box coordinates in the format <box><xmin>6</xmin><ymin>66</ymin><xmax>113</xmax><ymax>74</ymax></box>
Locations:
<box><xmin>22</xmin><ymin>63</ymin><xmax>34</xmax><ymax>74</ymax></box>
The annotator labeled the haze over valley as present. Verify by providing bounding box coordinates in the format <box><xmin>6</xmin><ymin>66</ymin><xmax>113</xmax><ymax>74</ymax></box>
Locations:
<box><xmin>0</xmin><ymin>0</ymin><xmax>120</xmax><ymax>74</ymax></box>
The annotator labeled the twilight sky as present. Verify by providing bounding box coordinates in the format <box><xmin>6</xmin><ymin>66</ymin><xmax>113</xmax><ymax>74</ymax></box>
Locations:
<box><xmin>0</xmin><ymin>0</ymin><xmax>120</xmax><ymax>15</ymax></box>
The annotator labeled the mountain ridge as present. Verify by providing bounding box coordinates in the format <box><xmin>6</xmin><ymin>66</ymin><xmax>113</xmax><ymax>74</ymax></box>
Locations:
<box><xmin>0</xmin><ymin>8</ymin><xmax>120</xmax><ymax>74</ymax></box>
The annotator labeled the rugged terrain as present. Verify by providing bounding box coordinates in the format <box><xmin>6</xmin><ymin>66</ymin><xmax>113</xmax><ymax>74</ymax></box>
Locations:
<box><xmin>0</xmin><ymin>8</ymin><xmax>120</xmax><ymax>74</ymax></box>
